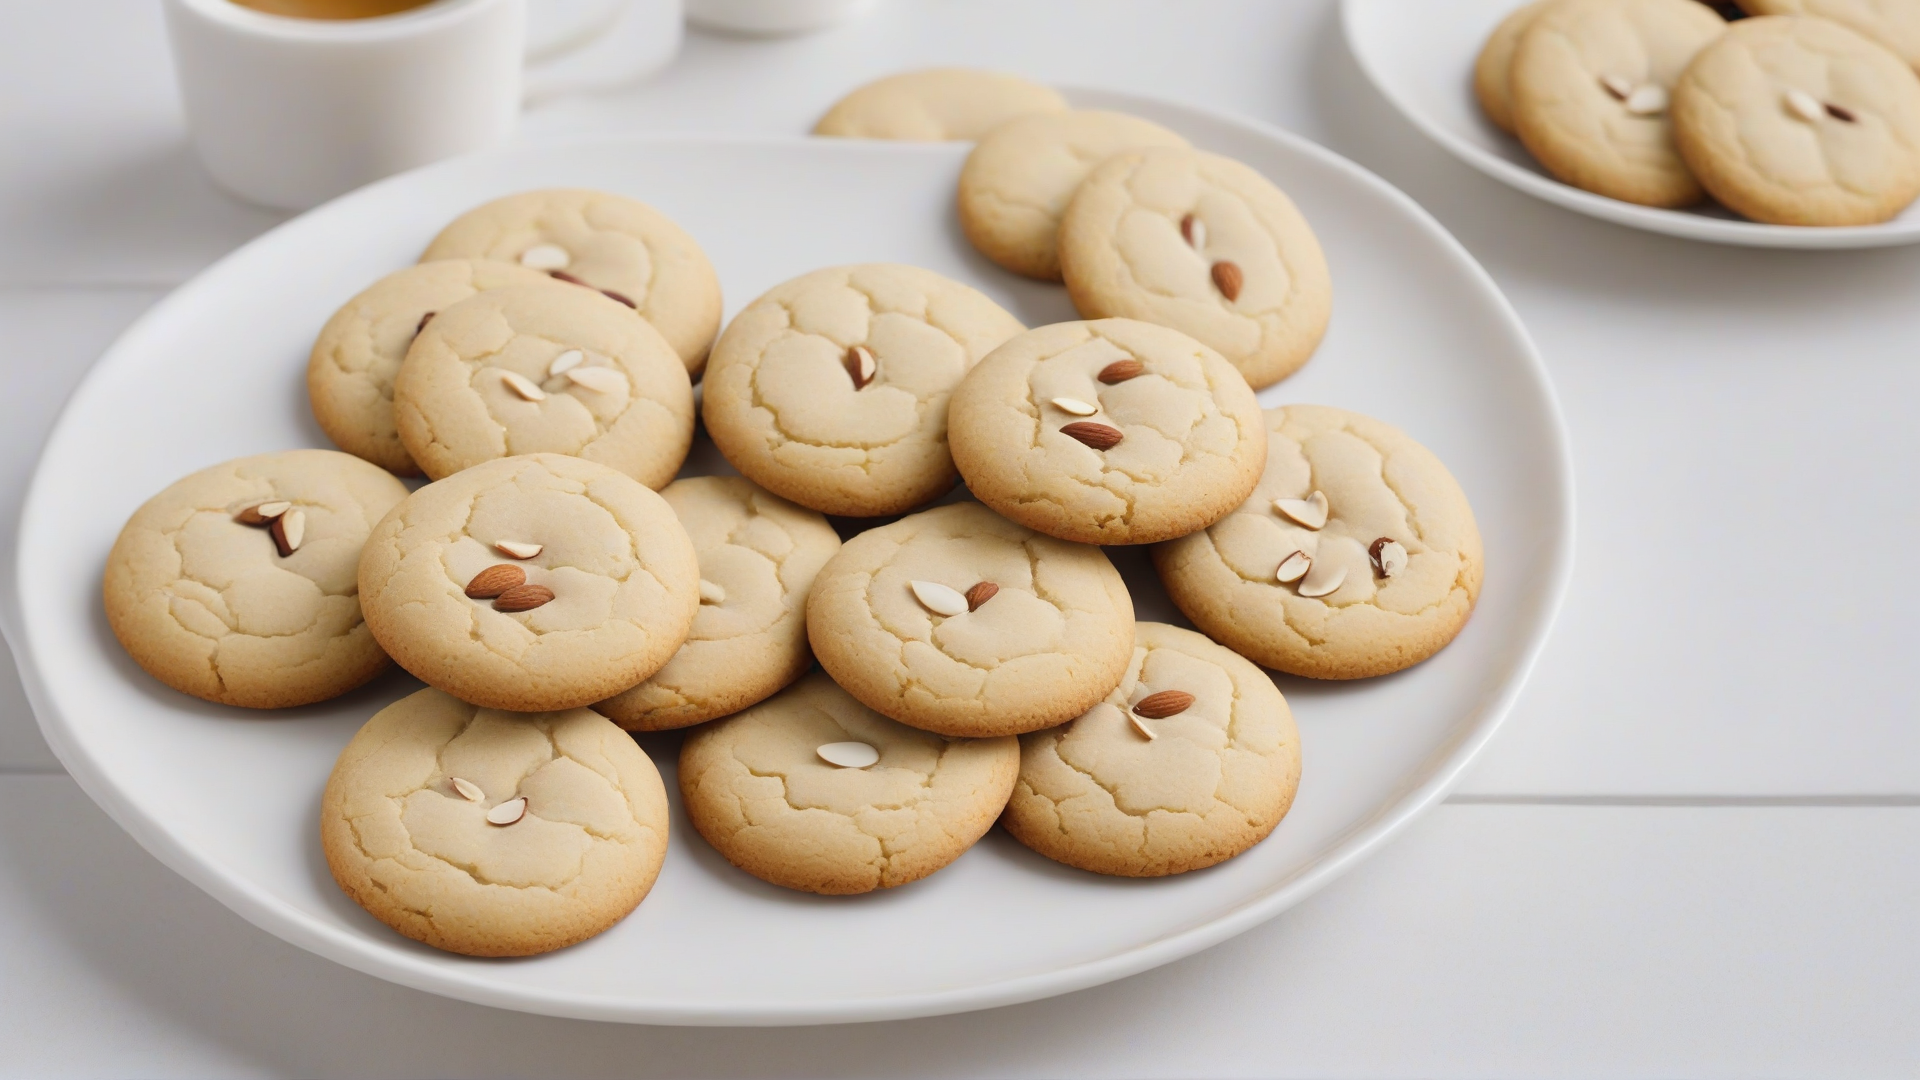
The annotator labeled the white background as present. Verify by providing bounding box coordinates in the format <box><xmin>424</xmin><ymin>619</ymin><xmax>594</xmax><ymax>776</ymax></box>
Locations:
<box><xmin>1</xmin><ymin>0</ymin><xmax>1917</xmax><ymax>1075</ymax></box>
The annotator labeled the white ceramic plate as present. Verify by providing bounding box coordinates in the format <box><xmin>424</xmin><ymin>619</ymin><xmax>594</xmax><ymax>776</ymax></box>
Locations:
<box><xmin>1342</xmin><ymin>0</ymin><xmax>1920</xmax><ymax>248</ymax></box>
<box><xmin>10</xmin><ymin>90</ymin><xmax>1572</xmax><ymax>1025</ymax></box>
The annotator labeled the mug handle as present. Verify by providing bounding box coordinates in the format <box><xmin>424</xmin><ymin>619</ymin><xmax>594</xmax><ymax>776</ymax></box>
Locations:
<box><xmin>523</xmin><ymin>0</ymin><xmax>684</xmax><ymax>105</ymax></box>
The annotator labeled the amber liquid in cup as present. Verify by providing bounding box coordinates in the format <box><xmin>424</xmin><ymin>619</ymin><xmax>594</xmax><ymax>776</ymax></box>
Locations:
<box><xmin>225</xmin><ymin>0</ymin><xmax>436</xmax><ymax>18</ymax></box>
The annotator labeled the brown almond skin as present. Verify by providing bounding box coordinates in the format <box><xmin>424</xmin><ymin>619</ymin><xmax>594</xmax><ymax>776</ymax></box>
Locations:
<box><xmin>1060</xmin><ymin>421</ymin><xmax>1124</xmax><ymax>451</ymax></box>
<box><xmin>492</xmin><ymin>583</ymin><xmax>554</xmax><ymax>612</ymax></box>
<box><xmin>465</xmin><ymin>564</ymin><xmax>527</xmax><ymax>599</ymax></box>
<box><xmin>1210</xmin><ymin>261</ymin><xmax>1243</xmax><ymax>302</ymax></box>
<box><xmin>234</xmin><ymin>506</ymin><xmax>273</xmax><ymax>526</ymax></box>
<box><xmin>845</xmin><ymin>346</ymin><xmax>874</xmax><ymax>389</ymax></box>
<box><xmin>1097</xmin><ymin>359</ymin><xmax>1144</xmax><ymax>384</ymax></box>
<box><xmin>269</xmin><ymin>515</ymin><xmax>296</xmax><ymax>557</ymax></box>
<box><xmin>964</xmin><ymin>581</ymin><xmax>999</xmax><ymax>611</ymax></box>
<box><xmin>1133</xmin><ymin>690</ymin><xmax>1195</xmax><ymax>719</ymax></box>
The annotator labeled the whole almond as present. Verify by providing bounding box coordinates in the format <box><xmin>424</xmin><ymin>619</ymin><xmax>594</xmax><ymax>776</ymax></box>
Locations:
<box><xmin>1211</xmin><ymin>260</ymin><xmax>1244</xmax><ymax>302</ymax></box>
<box><xmin>492</xmin><ymin>583</ymin><xmax>555</xmax><ymax>612</ymax></box>
<box><xmin>1132</xmin><ymin>690</ymin><xmax>1195</xmax><ymax>719</ymax></box>
<box><xmin>465</xmin><ymin>564</ymin><xmax>526</xmax><ymax>599</ymax></box>
<box><xmin>1097</xmin><ymin>359</ymin><xmax>1144</xmax><ymax>384</ymax></box>
<box><xmin>1060</xmin><ymin>421</ymin><xmax>1124</xmax><ymax>451</ymax></box>
<box><xmin>964</xmin><ymin>581</ymin><xmax>999</xmax><ymax>611</ymax></box>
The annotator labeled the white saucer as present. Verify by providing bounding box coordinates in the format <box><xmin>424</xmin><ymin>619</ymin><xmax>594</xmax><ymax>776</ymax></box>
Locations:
<box><xmin>12</xmin><ymin>91</ymin><xmax>1573</xmax><ymax>1024</ymax></box>
<box><xmin>1341</xmin><ymin>0</ymin><xmax>1920</xmax><ymax>248</ymax></box>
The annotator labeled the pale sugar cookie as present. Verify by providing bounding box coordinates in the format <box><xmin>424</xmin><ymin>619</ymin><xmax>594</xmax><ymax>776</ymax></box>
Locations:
<box><xmin>1737</xmin><ymin>0</ymin><xmax>1920</xmax><ymax>69</ymax></box>
<box><xmin>813</xmin><ymin>68</ymin><xmax>1068</xmax><ymax>141</ymax></box>
<box><xmin>1475</xmin><ymin>1</ymin><xmax>1555</xmax><ymax>134</ymax></box>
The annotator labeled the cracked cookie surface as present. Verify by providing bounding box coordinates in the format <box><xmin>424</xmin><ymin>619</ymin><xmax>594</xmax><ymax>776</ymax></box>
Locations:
<box><xmin>104</xmin><ymin>449</ymin><xmax>408</xmax><ymax>708</ymax></box>
<box><xmin>358</xmin><ymin>453</ymin><xmax>700</xmax><ymax>711</ymax></box>
<box><xmin>1001</xmin><ymin>621</ymin><xmax>1300</xmax><ymax>878</ymax></box>
<box><xmin>679</xmin><ymin>672</ymin><xmax>1018</xmax><ymax>894</ymax></box>
<box><xmin>307</xmin><ymin>258</ymin><xmax>560</xmax><ymax>476</ymax></box>
<box><xmin>1152</xmin><ymin>405</ymin><xmax>1483</xmax><ymax>680</ymax></box>
<box><xmin>1673</xmin><ymin>15</ymin><xmax>1920</xmax><ymax>225</ymax></box>
<box><xmin>702</xmin><ymin>264</ymin><xmax>1025</xmax><ymax>517</ymax></box>
<box><xmin>321</xmin><ymin>687</ymin><xmax>669</xmax><ymax>956</ymax></box>
<box><xmin>1737</xmin><ymin>0</ymin><xmax>1920</xmax><ymax>69</ymax></box>
<box><xmin>957</xmin><ymin>109</ymin><xmax>1189</xmax><ymax>280</ymax></box>
<box><xmin>393</xmin><ymin>283</ymin><xmax>694</xmax><ymax>487</ymax></box>
<box><xmin>420</xmin><ymin>188</ymin><xmax>723</xmax><ymax>373</ymax></box>
<box><xmin>948</xmin><ymin>318</ymin><xmax>1267</xmax><ymax>546</ymax></box>
<box><xmin>1511</xmin><ymin>0</ymin><xmax>1727</xmax><ymax>207</ymax></box>
<box><xmin>813</xmin><ymin>68</ymin><xmax>1068</xmax><ymax>141</ymax></box>
<box><xmin>597</xmin><ymin>476</ymin><xmax>841</xmax><ymax>731</ymax></box>
<box><xmin>806</xmin><ymin>501</ymin><xmax>1134</xmax><ymax>737</ymax></box>
<box><xmin>1059</xmin><ymin>146</ymin><xmax>1332</xmax><ymax>390</ymax></box>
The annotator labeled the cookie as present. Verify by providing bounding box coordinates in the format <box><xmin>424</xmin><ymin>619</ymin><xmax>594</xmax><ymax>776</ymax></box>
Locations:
<box><xmin>1673</xmin><ymin>14</ymin><xmax>1920</xmax><ymax>225</ymax></box>
<box><xmin>1153</xmin><ymin>405</ymin><xmax>1484</xmax><ymax>680</ymax></box>
<box><xmin>321</xmin><ymin>687</ymin><xmax>669</xmax><ymax>956</ymax></box>
<box><xmin>678</xmin><ymin>672</ymin><xmax>1018</xmax><ymax>894</ymax></box>
<box><xmin>1058</xmin><ymin>146</ymin><xmax>1332</xmax><ymax>390</ymax></box>
<box><xmin>701</xmin><ymin>264</ymin><xmax>1025</xmax><ymax>517</ymax></box>
<box><xmin>805</xmin><ymin>502</ymin><xmax>1135</xmax><ymax>737</ymax></box>
<box><xmin>957</xmin><ymin>110</ymin><xmax>1189</xmax><ymax>281</ymax></box>
<box><xmin>357</xmin><ymin>453</ymin><xmax>700</xmax><ymax>712</ymax></box>
<box><xmin>1475</xmin><ymin>1</ymin><xmax>1555</xmax><ymax>134</ymax></box>
<box><xmin>393</xmin><ymin>283</ymin><xmax>695</xmax><ymax>487</ymax></box>
<box><xmin>947</xmin><ymin>318</ymin><xmax>1267</xmax><ymax>546</ymax></box>
<box><xmin>596</xmin><ymin>476</ymin><xmax>842</xmax><ymax>732</ymax></box>
<box><xmin>1000</xmin><ymin>621</ymin><xmax>1301</xmax><ymax>878</ymax></box>
<box><xmin>1510</xmin><ymin>0</ymin><xmax>1728</xmax><ymax>207</ymax></box>
<box><xmin>1737</xmin><ymin>0</ymin><xmax>1920</xmax><ymax>69</ymax></box>
<box><xmin>307</xmin><ymin>259</ymin><xmax>559</xmax><ymax>477</ymax></box>
<box><xmin>103</xmin><ymin>449</ymin><xmax>408</xmax><ymax>709</ymax></box>
<box><xmin>420</xmin><ymin>188</ymin><xmax>723</xmax><ymax>374</ymax></box>
<box><xmin>812</xmin><ymin>68</ymin><xmax>1069</xmax><ymax>141</ymax></box>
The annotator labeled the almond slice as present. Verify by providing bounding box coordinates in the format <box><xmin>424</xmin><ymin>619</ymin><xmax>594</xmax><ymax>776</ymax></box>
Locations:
<box><xmin>565</xmin><ymin>366</ymin><xmax>626</xmax><ymax>394</ymax></box>
<box><xmin>1624</xmin><ymin>84</ymin><xmax>1667</xmax><ymax>116</ymax></box>
<box><xmin>1097</xmin><ymin>359</ymin><xmax>1145</xmax><ymax>384</ymax></box>
<box><xmin>964</xmin><ymin>581</ymin><xmax>998</xmax><ymax>611</ymax></box>
<box><xmin>1060</xmin><ymin>421</ymin><xmax>1123</xmax><ymax>450</ymax></box>
<box><xmin>1599</xmin><ymin>73</ymin><xmax>1632</xmax><ymax>100</ymax></box>
<box><xmin>1180</xmin><ymin>213</ymin><xmax>1207</xmax><ymax>252</ymax></box>
<box><xmin>548</xmin><ymin>349</ymin><xmax>585</xmax><ymax>377</ymax></box>
<box><xmin>600</xmin><ymin>288</ymin><xmax>637</xmax><ymax>309</ymax></box>
<box><xmin>464</xmin><ymin>564</ymin><xmax>526</xmax><ymax>599</ymax></box>
<box><xmin>500</xmin><ymin>370</ymin><xmax>546</xmax><ymax>401</ymax></box>
<box><xmin>1785</xmin><ymin>88</ymin><xmax>1824</xmax><ymax>123</ymax></box>
<box><xmin>846</xmin><ymin>344</ymin><xmax>877</xmax><ymax>389</ymax></box>
<box><xmin>1050</xmin><ymin>396</ymin><xmax>1098</xmax><ymax>416</ymax></box>
<box><xmin>1369</xmin><ymin>537</ymin><xmax>1409</xmax><ymax>578</ymax></box>
<box><xmin>235</xmin><ymin>500</ymin><xmax>290</xmax><ymax>525</ymax></box>
<box><xmin>1297</xmin><ymin>561</ymin><xmax>1346</xmax><ymax>598</ymax></box>
<box><xmin>493</xmin><ymin>583</ymin><xmax>555</xmax><ymax>612</ymax></box>
<box><xmin>699</xmin><ymin>579</ymin><xmax>727</xmax><ymax>604</ymax></box>
<box><xmin>817</xmin><ymin>741</ymin><xmax>880</xmax><ymax>769</ymax></box>
<box><xmin>519</xmin><ymin>243</ymin><xmax>570</xmax><ymax>271</ymax></box>
<box><xmin>495</xmin><ymin>540</ymin><xmax>542</xmax><ymax>559</ymax></box>
<box><xmin>1211</xmin><ymin>260</ymin><xmax>1243</xmax><ymax>301</ymax></box>
<box><xmin>485</xmin><ymin>796</ymin><xmax>527</xmax><ymax>825</ymax></box>
<box><xmin>1273</xmin><ymin>490</ymin><xmax>1329</xmax><ymax>530</ymax></box>
<box><xmin>1275</xmin><ymin>550</ymin><xmax>1311</xmax><ymax>583</ymax></box>
<box><xmin>1130</xmin><ymin>713</ymin><xmax>1158</xmax><ymax>741</ymax></box>
<box><xmin>909</xmin><ymin>579</ymin><xmax>969</xmax><ymax>617</ymax></box>
<box><xmin>270</xmin><ymin>508</ymin><xmax>305</xmax><ymax>556</ymax></box>
<box><xmin>1133</xmin><ymin>689</ymin><xmax>1195</xmax><ymax>719</ymax></box>
<box><xmin>450</xmin><ymin>777</ymin><xmax>484</xmax><ymax>802</ymax></box>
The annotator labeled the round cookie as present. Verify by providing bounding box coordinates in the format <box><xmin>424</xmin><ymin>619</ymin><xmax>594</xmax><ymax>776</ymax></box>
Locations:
<box><xmin>419</xmin><ymin>188</ymin><xmax>723</xmax><ymax>374</ymax></box>
<box><xmin>321</xmin><ymin>687</ymin><xmax>669</xmax><ymax>956</ymax></box>
<box><xmin>103</xmin><ymin>449</ymin><xmax>408</xmax><ymax>709</ymax></box>
<box><xmin>957</xmin><ymin>109</ymin><xmax>1190</xmax><ymax>281</ymax></box>
<box><xmin>947</xmin><ymin>318</ymin><xmax>1267</xmax><ymax>546</ymax></box>
<box><xmin>1152</xmin><ymin>405</ymin><xmax>1484</xmax><ymax>680</ymax></box>
<box><xmin>805</xmin><ymin>501</ymin><xmax>1135</xmax><ymax>737</ymax></box>
<box><xmin>1058</xmin><ymin>146</ymin><xmax>1333</xmax><ymax>389</ymax></box>
<box><xmin>1475</xmin><ymin>0</ymin><xmax>1555</xmax><ymax>134</ymax></box>
<box><xmin>812</xmin><ymin>68</ymin><xmax>1069</xmax><ymax>141</ymax></box>
<box><xmin>596</xmin><ymin>476</ymin><xmax>842</xmax><ymax>732</ymax></box>
<box><xmin>393</xmin><ymin>283</ymin><xmax>695</xmax><ymax>487</ymax></box>
<box><xmin>358</xmin><ymin>453</ymin><xmax>700</xmax><ymax>712</ymax></box>
<box><xmin>1737</xmin><ymin>0</ymin><xmax>1920</xmax><ymax>69</ymax></box>
<box><xmin>1673</xmin><ymin>14</ymin><xmax>1920</xmax><ymax>225</ymax></box>
<box><xmin>1510</xmin><ymin>0</ymin><xmax>1728</xmax><ymax>207</ymax></box>
<box><xmin>701</xmin><ymin>264</ymin><xmax>1025</xmax><ymax>517</ymax></box>
<box><xmin>1001</xmin><ymin>621</ymin><xmax>1301</xmax><ymax>878</ymax></box>
<box><xmin>307</xmin><ymin>259</ymin><xmax>560</xmax><ymax>477</ymax></box>
<box><xmin>679</xmin><ymin>672</ymin><xmax>1019</xmax><ymax>895</ymax></box>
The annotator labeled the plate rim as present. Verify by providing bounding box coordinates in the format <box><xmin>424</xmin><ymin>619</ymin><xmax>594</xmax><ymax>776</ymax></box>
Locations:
<box><xmin>1338</xmin><ymin>0</ymin><xmax>1920</xmax><ymax>250</ymax></box>
<box><xmin>12</xmin><ymin>96</ymin><xmax>1576</xmax><ymax>1025</ymax></box>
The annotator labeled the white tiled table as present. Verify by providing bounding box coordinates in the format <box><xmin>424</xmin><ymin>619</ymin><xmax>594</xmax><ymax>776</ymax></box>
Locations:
<box><xmin>3</xmin><ymin>2</ymin><xmax>1917</xmax><ymax>1075</ymax></box>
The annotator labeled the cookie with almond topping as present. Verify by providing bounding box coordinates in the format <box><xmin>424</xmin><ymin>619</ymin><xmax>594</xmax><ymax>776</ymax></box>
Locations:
<box><xmin>321</xmin><ymin>687</ymin><xmax>669</xmax><ymax>956</ymax></box>
<box><xmin>678</xmin><ymin>672</ymin><xmax>1019</xmax><ymax>894</ymax></box>
<box><xmin>1001</xmin><ymin>621</ymin><xmax>1301</xmax><ymax>877</ymax></box>
<box><xmin>596</xmin><ymin>476</ymin><xmax>841</xmax><ymax>731</ymax></box>
<box><xmin>947</xmin><ymin>318</ymin><xmax>1266</xmax><ymax>546</ymax></box>
<box><xmin>103</xmin><ymin>449</ymin><xmax>408</xmax><ymax>709</ymax></box>
<box><xmin>357</xmin><ymin>453</ymin><xmax>700</xmax><ymax>712</ymax></box>
<box><xmin>1058</xmin><ymin>146</ymin><xmax>1332</xmax><ymax>389</ymax></box>
<box><xmin>1153</xmin><ymin>405</ymin><xmax>1483</xmax><ymax>680</ymax></box>
<box><xmin>1673</xmin><ymin>15</ymin><xmax>1920</xmax><ymax>225</ymax></box>
<box><xmin>805</xmin><ymin>502</ymin><xmax>1134</xmax><ymax>737</ymax></box>
<box><xmin>813</xmin><ymin>68</ymin><xmax>1068</xmax><ymax>141</ymax></box>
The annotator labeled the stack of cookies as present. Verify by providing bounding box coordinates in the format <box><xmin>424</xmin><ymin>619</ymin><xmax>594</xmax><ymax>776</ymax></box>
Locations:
<box><xmin>99</xmin><ymin>68</ymin><xmax>1487</xmax><ymax>960</ymax></box>
<box><xmin>1474</xmin><ymin>0</ymin><xmax>1920</xmax><ymax>225</ymax></box>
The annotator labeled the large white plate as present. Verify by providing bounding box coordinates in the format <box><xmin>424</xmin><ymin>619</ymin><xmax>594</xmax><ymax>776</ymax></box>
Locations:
<box><xmin>1342</xmin><ymin>0</ymin><xmax>1920</xmax><ymax>248</ymax></box>
<box><xmin>10</xmin><ymin>90</ymin><xmax>1572</xmax><ymax>1025</ymax></box>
